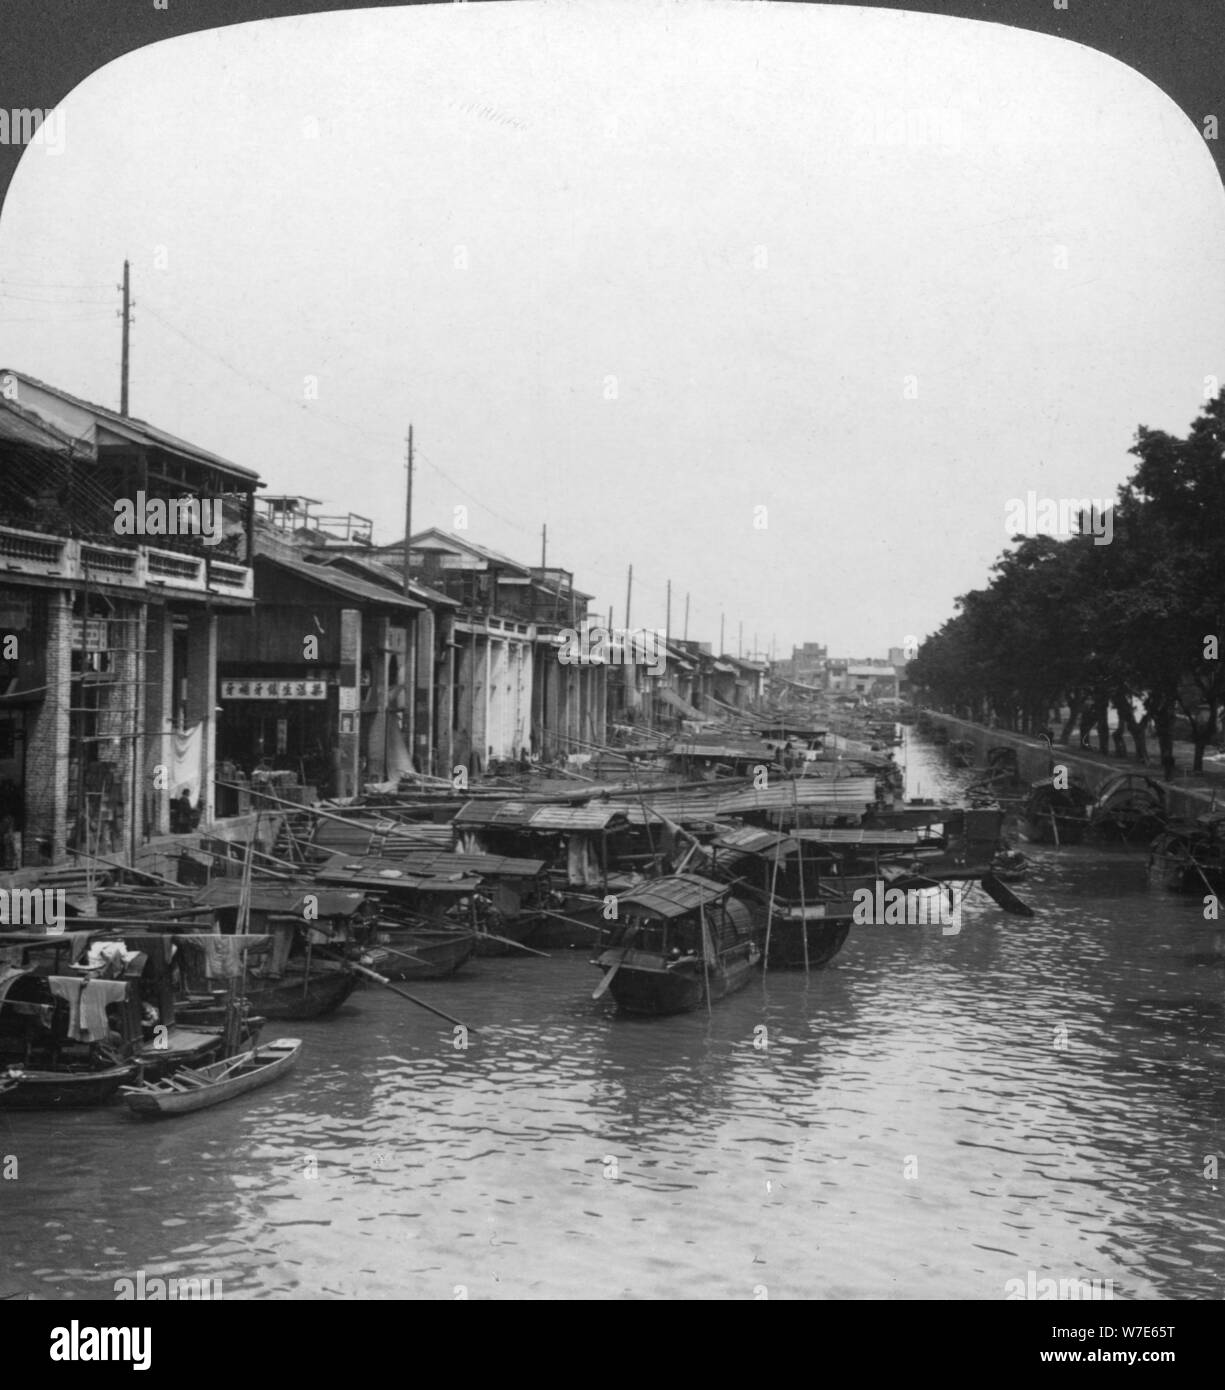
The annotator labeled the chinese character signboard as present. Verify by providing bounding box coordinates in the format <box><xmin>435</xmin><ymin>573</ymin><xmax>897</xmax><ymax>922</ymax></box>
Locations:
<box><xmin>220</xmin><ymin>678</ymin><xmax>327</xmax><ymax>700</ymax></box>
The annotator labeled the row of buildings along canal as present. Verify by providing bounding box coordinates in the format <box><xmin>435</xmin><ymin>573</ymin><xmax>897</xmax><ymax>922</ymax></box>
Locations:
<box><xmin>0</xmin><ymin>367</ymin><xmax>770</xmax><ymax>877</ymax></box>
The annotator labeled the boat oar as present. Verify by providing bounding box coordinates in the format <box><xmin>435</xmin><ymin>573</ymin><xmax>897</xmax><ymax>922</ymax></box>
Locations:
<box><xmin>367</xmin><ymin>942</ymin><xmax>437</xmax><ymax>968</ymax></box>
<box><xmin>342</xmin><ymin>960</ymin><xmax>477</xmax><ymax>1032</ymax></box>
<box><xmin>592</xmin><ymin>926</ymin><xmax>637</xmax><ymax>999</ymax></box>
<box><xmin>535</xmin><ymin>908</ymin><xmax>609</xmax><ymax>936</ymax></box>
<box><xmin>591</xmin><ymin>951</ymin><xmax>628</xmax><ymax>1000</ymax></box>
<box><xmin>980</xmin><ymin>872</ymin><xmax>1035</xmax><ymax>918</ymax></box>
<box><xmin>476</xmin><ymin>929</ymin><xmax>550</xmax><ymax>957</ymax></box>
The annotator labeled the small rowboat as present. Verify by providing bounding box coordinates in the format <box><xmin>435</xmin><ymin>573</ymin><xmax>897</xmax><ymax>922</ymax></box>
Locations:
<box><xmin>121</xmin><ymin>1039</ymin><xmax>301</xmax><ymax>1118</ymax></box>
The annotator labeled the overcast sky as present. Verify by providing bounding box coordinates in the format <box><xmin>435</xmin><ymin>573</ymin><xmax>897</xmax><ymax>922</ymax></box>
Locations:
<box><xmin>2</xmin><ymin>0</ymin><xmax>1223</xmax><ymax>659</ymax></box>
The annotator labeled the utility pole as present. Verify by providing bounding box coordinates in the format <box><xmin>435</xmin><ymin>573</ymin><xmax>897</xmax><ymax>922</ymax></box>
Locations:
<box><xmin>402</xmin><ymin>424</ymin><xmax>413</xmax><ymax>596</ymax></box>
<box><xmin>541</xmin><ymin>523</ymin><xmax>547</xmax><ymax>570</ymax></box>
<box><xmin>119</xmin><ymin>259</ymin><xmax>131</xmax><ymax>416</ymax></box>
<box><xmin>720</xmin><ymin>612</ymin><xmax>725</xmax><ymax>656</ymax></box>
<box><xmin>684</xmin><ymin>592</ymin><xmax>690</xmax><ymax>641</ymax></box>
<box><xmin>665</xmin><ymin>579</ymin><xmax>671</xmax><ymax>642</ymax></box>
<box><xmin>739</xmin><ymin>621</ymin><xmax>743</xmax><ymax>658</ymax></box>
<box><xmin>625</xmin><ymin>564</ymin><xmax>633</xmax><ymax>631</ymax></box>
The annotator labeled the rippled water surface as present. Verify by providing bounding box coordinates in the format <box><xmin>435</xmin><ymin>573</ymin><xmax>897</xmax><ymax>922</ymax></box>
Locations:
<box><xmin>3</xmin><ymin>734</ymin><xmax>1223</xmax><ymax>1299</ymax></box>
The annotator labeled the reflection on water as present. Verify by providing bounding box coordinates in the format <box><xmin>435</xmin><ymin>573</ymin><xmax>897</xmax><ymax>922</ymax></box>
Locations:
<box><xmin>1</xmin><ymin>733</ymin><xmax>1223</xmax><ymax>1299</ymax></box>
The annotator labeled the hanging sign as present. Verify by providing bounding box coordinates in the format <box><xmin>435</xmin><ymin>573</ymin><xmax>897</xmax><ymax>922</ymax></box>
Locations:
<box><xmin>220</xmin><ymin>678</ymin><xmax>326</xmax><ymax>700</ymax></box>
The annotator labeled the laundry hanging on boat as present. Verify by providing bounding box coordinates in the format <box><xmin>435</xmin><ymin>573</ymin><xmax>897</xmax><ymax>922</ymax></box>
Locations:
<box><xmin>566</xmin><ymin>834</ymin><xmax>601</xmax><ymax>889</ymax></box>
<box><xmin>77</xmin><ymin>979</ymin><xmax>128</xmax><ymax>1042</ymax></box>
<box><xmin>85</xmin><ymin>940</ymin><xmax>139</xmax><ymax>976</ymax></box>
<box><xmin>47</xmin><ymin>976</ymin><xmax>85</xmax><ymax>1035</ymax></box>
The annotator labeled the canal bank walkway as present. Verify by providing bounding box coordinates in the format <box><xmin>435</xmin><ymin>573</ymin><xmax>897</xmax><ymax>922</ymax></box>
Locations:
<box><xmin>920</xmin><ymin>712</ymin><xmax>1225</xmax><ymax>821</ymax></box>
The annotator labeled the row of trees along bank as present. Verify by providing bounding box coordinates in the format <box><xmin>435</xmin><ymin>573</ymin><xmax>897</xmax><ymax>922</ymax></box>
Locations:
<box><xmin>908</xmin><ymin>392</ymin><xmax>1225</xmax><ymax>775</ymax></box>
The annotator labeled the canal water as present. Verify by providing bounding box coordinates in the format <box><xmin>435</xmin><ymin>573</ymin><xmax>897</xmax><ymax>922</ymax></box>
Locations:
<box><xmin>2</xmin><ymin>732</ymin><xmax>1222</xmax><ymax>1300</ymax></box>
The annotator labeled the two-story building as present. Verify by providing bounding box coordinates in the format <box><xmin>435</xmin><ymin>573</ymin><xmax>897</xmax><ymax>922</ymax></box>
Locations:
<box><xmin>0</xmin><ymin>369</ymin><xmax>259</xmax><ymax>867</ymax></box>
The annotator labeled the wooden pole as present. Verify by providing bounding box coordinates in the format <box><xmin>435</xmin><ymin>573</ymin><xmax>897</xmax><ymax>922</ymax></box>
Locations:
<box><xmin>342</xmin><ymin>958</ymin><xmax>476</xmax><ymax>1031</ymax></box>
<box><xmin>120</xmin><ymin>259</ymin><xmax>131</xmax><ymax>416</ymax></box>
<box><xmin>402</xmin><ymin>425</ymin><xmax>413</xmax><ymax>596</ymax></box>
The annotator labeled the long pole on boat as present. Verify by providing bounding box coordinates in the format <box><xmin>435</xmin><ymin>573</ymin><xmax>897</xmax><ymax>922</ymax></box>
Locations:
<box><xmin>762</xmin><ymin>814</ymin><xmax>784</xmax><ymax>975</ymax></box>
<box><xmin>793</xmin><ymin>774</ymin><xmax>810</xmax><ymax>973</ymax></box>
<box><xmin>339</xmin><ymin>958</ymin><xmax>476</xmax><ymax>1032</ymax></box>
<box><xmin>698</xmin><ymin>900</ymin><xmax>712</xmax><ymax>1017</ymax></box>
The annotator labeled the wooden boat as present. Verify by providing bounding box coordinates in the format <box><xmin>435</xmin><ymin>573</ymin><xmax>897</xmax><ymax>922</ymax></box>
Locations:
<box><xmin>1020</xmin><ymin>776</ymin><xmax>1094</xmax><ymax>845</ymax></box>
<box><xmin>760</xmin><ymin>901</ymin><xmax>852</xmax><ymax>969</ymax></box>
<box><xmin>1089</xmin><ymin>773</ymin><xmax>1166</xmax><ymax>843</ymax></box>
<box><xmin>362</xmin><ymin>925</ymin><xmax>475</xmax><ymax>980</ymax></box>
<box><xmin>121</xmin><ymin>1038</ymin><xmax>301</xmax><ymax>1118</ymax></box>
<box><xmin>1148</xmin><ymin>814</ymin><xmax>1225</xmax><ymax>894</ymax></box>
<box><xmin>315</xmin><ymin>850</ymin><xmax>550</xmax><ymax>958</ymax></box>
<box><xmin>0</xmin><ymin>1061</ymin><xmax>139</xmax><ymax>1109</ymax></box>
<box><xmin>592</xmin><ymin>875</ymin><xmax>760</xmax><ymax>1016</ymax></box>
<box><xmin>177</xmin><ymin>966</ymin><xmax>357</xmax><ymax>1023</ymax></box>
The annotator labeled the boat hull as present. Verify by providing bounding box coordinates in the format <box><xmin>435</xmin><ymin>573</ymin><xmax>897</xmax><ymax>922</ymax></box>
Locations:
<box><xmin>123</xmin><ymin>1040</ymin><xmax>301</xmax><ymax>1118</ymax></box>
<box><xmin>606</xmin><ymin>952</ymin><xmax>759</xmax><ymax>1016</ymax></box>
<box><xmin>365</xmin><ymin>930</ymin><xmax>475</xmax><ymax>980</ymax></box>
<box><xmin>178</xmin><ymin>970</ymin><xmax>358</xmax><ymax>1023</ymax></box>
<box><xmin>0</xmin><ymin>1063</ymin><xmax>139</xmax><ymax>1109</ymax></box>
<box><xmin>763</xmin><ymin>919</ymin><xmax>851</xmax><ymax>970</ymax></box>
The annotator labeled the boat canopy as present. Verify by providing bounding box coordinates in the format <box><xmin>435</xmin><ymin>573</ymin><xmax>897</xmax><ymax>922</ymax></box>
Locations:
<box><xmin>451</xmin><ymin>801</ymin><xmax>629</xmax><ymax>832</ymax></box>
<box><xmin>194</xmin><ymin>882</ymin><xmax>369</xmax><ymax>919</ymax></box>
<box><xmin>360</xmin><ymin>849</ymin><xmax>548</xmax><ymax>880</ymax></box>
<box><xmin>617</xmin><ymin>874</ymin><xmax>730</xmax><ymax>919</ymax></box>
<box><xmin>314</xmin><ymin>859</ymin><xmax>484</xmax><ymax>893</ymax></box>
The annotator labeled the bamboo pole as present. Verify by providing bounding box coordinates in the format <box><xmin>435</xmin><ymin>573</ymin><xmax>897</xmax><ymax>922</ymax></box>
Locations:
<box><xmin>340</xmin><ymin>958</ymin><xmax>476</xmax><ymax>1031</ymax></box>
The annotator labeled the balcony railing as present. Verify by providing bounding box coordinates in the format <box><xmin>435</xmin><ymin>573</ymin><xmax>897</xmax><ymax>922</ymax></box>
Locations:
<box><xmin>0</xmin><ymin>525</ymin><xmax>68</xmax><ymax>573</ymax></box>
<box><xmin>146</xmin><ymin>548</ymin><xmax>206</xmax><ymax>591</ymax></box>
<box><xmin>208</xmin><ymin>559</ymin><xmax>254</xmax><ymax>600</ymax></box>
<box><xmin>0</xmin><ymin>524</ymin><xmax>252</xmax><ymax>599</ymax></box>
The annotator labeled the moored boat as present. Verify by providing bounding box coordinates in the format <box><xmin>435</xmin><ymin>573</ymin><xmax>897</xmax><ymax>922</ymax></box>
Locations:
<box><xmin>176</xmin><ymin>964</ymin><xmax>357</xmax><ymax>1023</ymax></box>
<box><xmin>1020</xmin><ymin>775</ymin><xmax>1094</xmax><ymax>845</ymax></box>
<box><xmin>1148</xmin><ymin>814</ymin><xmax>1225</xmax><ymax>894</ymax></box>
<box><xmin>0</xmin><ymin>1061</ymin><xmax>139</xmax><ymax>1109</ymax></box>
<box><xmin>1089</xmin><ymin>773</ymin><xmax>1167</xmax><ymax>843</ymax></box>
<box><xmin>121</xmin><ymin>1038</ymin><xmax>301</xmax><ymax>1118</ymax></box>
<box><xmin>362</xmin><ymin>925</ymin><xmax>476</xmax><ymax>980</ymax></box>
<box><xmin>592</xmin><ymin>875</ymin><xmax>760</xmax><ymax>1016</ymax></box>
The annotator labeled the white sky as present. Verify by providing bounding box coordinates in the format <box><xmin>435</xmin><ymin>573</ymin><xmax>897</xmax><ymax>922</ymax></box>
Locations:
<box><xmin>2</xmin><ymin>0</ymin><xmax>1223</xmax><ymax>659</ymax></box>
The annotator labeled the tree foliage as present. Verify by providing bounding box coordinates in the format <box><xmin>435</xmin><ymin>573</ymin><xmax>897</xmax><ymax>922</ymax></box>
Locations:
<box><xmin>910</xmin><ymin>393</ymin><xmax>1225</xmax><ymax>771</ymax></box>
